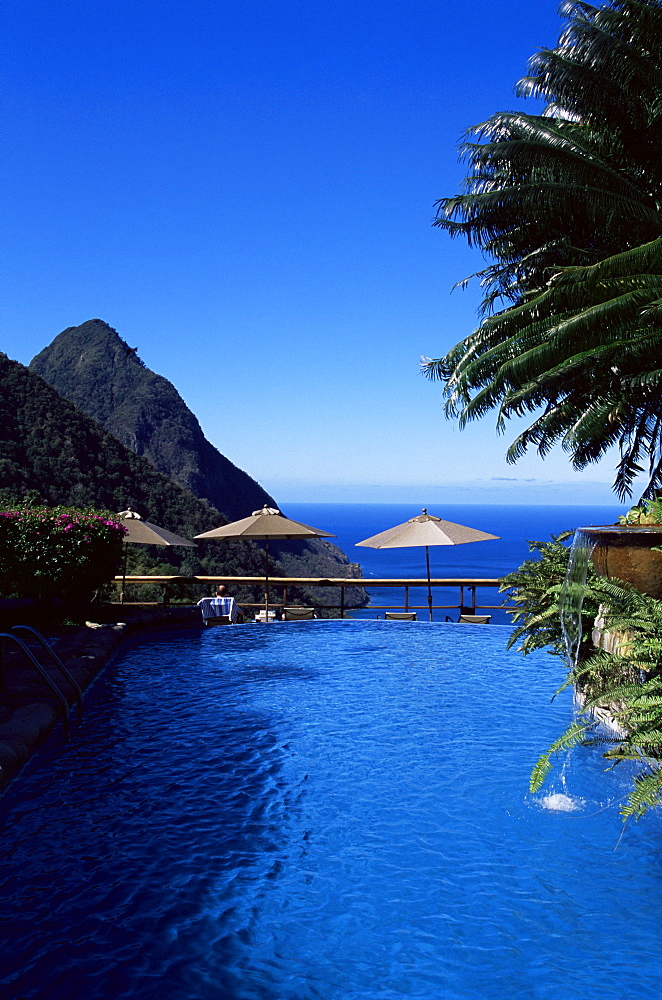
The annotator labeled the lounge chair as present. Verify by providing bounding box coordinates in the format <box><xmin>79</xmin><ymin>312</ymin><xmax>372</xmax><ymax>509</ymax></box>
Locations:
<box><xmin>204</xmin><ymin>614</ymin><xmax>232</xmax><ymax>627</ymax></box>
<box><xmin>283</xmin><ymin>607</ymin><xmax>316</xmax><ymax>620</ymax></box>
<box><xmin>197</xmin><ymin>596</ymin><xmax>238</xmax><ymax>624</ymax></box>
<box><xmin>255</xmin><ymin>610</ymin><xmax>278</xmax><ymax>622</ymax></box>
<box><xmin>384</xmin><ymin>611</ymin><xmax>417</xmax><ymax>621</ymax></box>
<box><xmin>458</xmin><ymin>614</ymin><xmax>492</xmax><ymax>624</ymax></box>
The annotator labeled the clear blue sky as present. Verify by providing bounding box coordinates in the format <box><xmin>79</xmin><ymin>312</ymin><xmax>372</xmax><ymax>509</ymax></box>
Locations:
<box><xmin>1</xmin><ymin>0</ymin><xmax>634</xmax><ymax>507</ymax></box>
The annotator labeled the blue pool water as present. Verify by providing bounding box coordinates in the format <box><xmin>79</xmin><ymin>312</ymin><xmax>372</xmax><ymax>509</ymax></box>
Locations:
<box><xmin>1</xmin><ymin>621</ymin><xmax>661</xmax><ymax>999</ymax></box>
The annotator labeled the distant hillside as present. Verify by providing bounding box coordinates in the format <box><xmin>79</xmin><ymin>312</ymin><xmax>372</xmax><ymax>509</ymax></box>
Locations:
<box><xmin>30</xmin><ymin>319</ymin><xmax>363</xmax><ymax>586</ymax></box>
<box><xmin>30</xmin><ymin>319</ymin><xmax>275</xmax><ymax>521</ymax></box>
<box><xmin>0</xmin><ymin>352</ymin><xmax>271</xmax><ymax>583</ymax></box>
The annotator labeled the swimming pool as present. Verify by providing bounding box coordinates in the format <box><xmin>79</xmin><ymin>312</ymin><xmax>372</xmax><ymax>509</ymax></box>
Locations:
<box><xmin>0</xmin><ymin>620</ymin><xmax>660</xmax><ymax>999</ymax></box>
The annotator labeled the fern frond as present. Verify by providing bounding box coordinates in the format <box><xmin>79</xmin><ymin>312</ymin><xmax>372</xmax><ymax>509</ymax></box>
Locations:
<box><xmin>621</xmin><ymin>768</ymin><xmax>662</xmax><ymax>820</ymax></box>
<box><xmin>530</xmin><ymin>719</ymin><xmax>593</xmax><ymax>792</ymax></box>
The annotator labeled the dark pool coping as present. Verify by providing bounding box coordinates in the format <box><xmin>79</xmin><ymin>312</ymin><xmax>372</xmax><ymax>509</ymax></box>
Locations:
<box><xmin>0</xmin><ymin>605</ymin><xmax>203</xmax><ymax>795</ymax></box>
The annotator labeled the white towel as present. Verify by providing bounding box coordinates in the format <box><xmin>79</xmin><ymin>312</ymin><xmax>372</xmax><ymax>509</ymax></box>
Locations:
<box><xmin>197</xmin><ymin>596</ymin><xmax>238</xmax><ymax>623</ymax></box>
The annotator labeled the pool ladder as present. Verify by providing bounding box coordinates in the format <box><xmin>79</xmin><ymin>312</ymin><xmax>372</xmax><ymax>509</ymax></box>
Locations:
<box><xmin>0</xmin><ymin>626</ymin><xmax>84</xmax><ymax>737</ymax></box>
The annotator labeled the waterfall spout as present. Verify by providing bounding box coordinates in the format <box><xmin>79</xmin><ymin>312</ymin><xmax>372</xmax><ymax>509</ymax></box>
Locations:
<box><xmin>560</xmin><ymin>530</ymin><xmax>595</xmax><ymax>667</ymax></box>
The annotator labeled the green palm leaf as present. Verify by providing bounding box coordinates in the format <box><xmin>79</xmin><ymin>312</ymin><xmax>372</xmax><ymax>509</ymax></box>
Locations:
<box><xmin>429</xmin><ymin>1</ymin><xmax>662</xmax><ymax>498</ymax></box>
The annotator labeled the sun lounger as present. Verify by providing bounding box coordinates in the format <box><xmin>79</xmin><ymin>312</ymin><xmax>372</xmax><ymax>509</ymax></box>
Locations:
<box><xmin>203</xmin><ymin>615</ymin><xmax>232</xmax><ymax>626</ymax></box>
<box><xmin>197</xmin><ymin>596</ymin><xmax>238</xmax><ymax>624</ymax></box>
<box><xmin>255</xmin><ymin>610</ymin><xmax>277</xmax><ymax>622</ymax></box>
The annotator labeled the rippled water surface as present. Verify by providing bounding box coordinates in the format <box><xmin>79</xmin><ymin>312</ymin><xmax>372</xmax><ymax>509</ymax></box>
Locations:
<box><xmin>1</xmin><ymin>621</ymin><xmax>661</xmax><ymax>999</ymax></box>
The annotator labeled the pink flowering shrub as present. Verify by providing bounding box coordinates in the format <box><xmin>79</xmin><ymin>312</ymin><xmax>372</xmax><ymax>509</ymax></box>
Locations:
<box><xmin>0</xmin><ymin>505</ymin><xmax>126</xmax><ymax>600</ymax></box>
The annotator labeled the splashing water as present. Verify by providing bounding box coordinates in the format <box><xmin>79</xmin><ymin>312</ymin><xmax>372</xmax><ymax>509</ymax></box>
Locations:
<box><xmin>539</xmin><ymin>792</ymin><xmax>584</xmax><ymax>812</ymax></box>
<box><xmin>539</xmin><ymin>749</ymin><xmax>585</xmax><ymax>812</ymax></box>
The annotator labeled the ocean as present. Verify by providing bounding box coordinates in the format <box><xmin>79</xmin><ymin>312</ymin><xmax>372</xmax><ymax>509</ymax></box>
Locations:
<box><xmin>284</xmin><ymin>502</ymin><xmax>625</xmax><ymax>623</ymax></box>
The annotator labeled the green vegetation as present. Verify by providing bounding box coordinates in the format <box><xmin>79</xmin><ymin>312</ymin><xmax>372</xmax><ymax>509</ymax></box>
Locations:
<box><xmin>0</xmin><ymin>352</ymin><xmax>366</xmax><ymax>609</ymax></box>
<box><xmin>27</xmin><ymin>320</ymin><xmax>365</xmax><ymax>602</ymax></box>
<box><xmin>425</xmin><ymin>0</ymin><xmax>662</xmax><ymax>500</ymax></box>
<box><xmin>0</xmin><ymin>352</ymin><xmax>269</xmax><ymax>590</ymax></box>
<box><xmin>531</xmin><ymin>581</ymin><xmax>662</xmax><ymax>820</ymax></box>
<box><xmin>0</xmin><ymin>502</ymin><xmax>125</xmax><ymax>600</ymax></box>
<box><xmin>426</xmin><ymin>0</ymin><xmax>662</xmax><ymax>815</ymax></box>
<box><xmin>618</xmin><ymin>497</ymin><xmax>662</xmax><ymax>525</ymax></box>
<box><xmin>503</xmin><ymin>532</ymin><xmax>662</xmax><ymax>820</ymax></box>
<box><xmin>29</xmin><ymin>319</ymin><xmax>277</xmax><ymax>520</ymax></box>
<box><xmin>500</xmin><ymin>532</ymin><xmax>603</xmax><ymax>661</ymax></box>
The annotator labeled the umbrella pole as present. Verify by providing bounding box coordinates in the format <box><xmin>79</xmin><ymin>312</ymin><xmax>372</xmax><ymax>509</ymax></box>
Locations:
<box><xmin>265</xmin><ymin>538</ymin><xmax>270</xmax><ymax>621</ymax></box>
<box><xmin>120</xmin><ymin>543</ymin><xmax>128</xmax><ymax>605</ymax></box>
<box><xmin>425</xmin><ymin>546</ymin><xmax>433</xmax><ymax>622</ymax></box>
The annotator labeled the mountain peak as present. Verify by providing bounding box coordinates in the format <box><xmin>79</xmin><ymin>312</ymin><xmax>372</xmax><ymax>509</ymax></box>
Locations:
<box><xmin>30</xmin><ymin>320</ymin><xmax>276</xmax><ymax>520</ymax></box>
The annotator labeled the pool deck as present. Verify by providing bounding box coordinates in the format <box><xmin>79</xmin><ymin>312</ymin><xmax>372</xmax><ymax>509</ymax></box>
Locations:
<box><xmin>0</xmin><ymin>604</ymin><xmax>202</xmax><ymax>794</ymax></box>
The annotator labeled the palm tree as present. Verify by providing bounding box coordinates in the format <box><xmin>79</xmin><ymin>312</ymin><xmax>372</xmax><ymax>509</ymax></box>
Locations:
<box><xmin>425</xmin><ymin>0</ymin><xmax>662</xmax><ymax>499</ymax></box>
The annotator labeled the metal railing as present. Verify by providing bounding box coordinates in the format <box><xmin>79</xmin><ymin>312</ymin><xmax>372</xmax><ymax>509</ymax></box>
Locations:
<box><xmin>113</xmin><ymin>575</ymin><xmax>512</xmax><ymax>619</ymax></box>
<box><xmin>0</xmin><ymin>629</ymin><xmax>77</xmax><ymax>735</ymax></box>
<box><xmin>10</xmin><ymin>625</ymin><xmax>84</xmax><ymax>721</ymax></box>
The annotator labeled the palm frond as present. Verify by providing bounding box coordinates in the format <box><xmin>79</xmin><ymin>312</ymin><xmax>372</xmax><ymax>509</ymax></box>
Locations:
<box><xmin>429</xmin><ymin>0</ymin><xmax>662</xmax><ymax>498</ymax></box>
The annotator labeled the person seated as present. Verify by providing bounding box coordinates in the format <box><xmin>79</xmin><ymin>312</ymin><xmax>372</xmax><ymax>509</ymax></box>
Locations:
<box><xmin>213</xmin><ymin>584</ymin><xmax>240</xmax><ymax>623</ymax></box>
<box><xmin>197</xmin><ymin>584</ymin><xmax>240</xmax><ymax>624</ymax></box>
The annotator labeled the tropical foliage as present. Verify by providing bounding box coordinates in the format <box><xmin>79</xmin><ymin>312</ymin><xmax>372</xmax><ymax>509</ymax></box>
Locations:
<box><xmin>0</xmin><ymin>503</ymin><xmax>126</xmax><ymax>600</ymax></box>
<box><xmin>499</xmin><ymin>531</ymin><xmax>603</xmax><ymax>661</ymax></box>
<box><xmin>618</xmin><ymin>495</ymin><xmax>662</xmax><ymax>524</ymax></box>
<box><xmin>424</xmin><ymin>0</ymin><xmax>662</xmax><ymax>499</ymax></box>
<box><xmin>505</xmin><ymin>531</ymin><xmax>662</xmax><ymax>820</ymax></box>
<box><xmin>530</xmin><ymin>581</ymin><xmax>662</xmax><ymax>821</ymax></box>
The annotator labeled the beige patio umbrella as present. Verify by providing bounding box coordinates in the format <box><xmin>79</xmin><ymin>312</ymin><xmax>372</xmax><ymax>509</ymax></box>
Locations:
<box><xmin>355</xmin><ymin>508</ymin><xmax>498</xmax><ymax>622</ymax></box>
<box><xmin>194</xmin><ymin>505</ymin><xmax>335</xmax><ymax>620</ymax></box>
<box><xmin>117</xmin><ymin>508</ymin><xmax>197</xmax><ymax>603</ymax></box>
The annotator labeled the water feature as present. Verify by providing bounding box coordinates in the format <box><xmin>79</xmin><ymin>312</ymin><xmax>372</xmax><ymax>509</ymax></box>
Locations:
<box><xmin>560</xmin><ymin>530</ymin><xmax>596</xmax><ymax>667</ymax></box>
<box><xmin>578</xmin><ymin>523</ymin><xmax>662</xmax><ymax>598</ymax></box>
<box><xmin>0</xmin><ymin>621</ymin><xmax>660</xmax><ymax>999</ymax></box>
<box><xmin>561</xmin><ymin>522</ymin><xmax>662</xmax><ymax>662</ymax></box>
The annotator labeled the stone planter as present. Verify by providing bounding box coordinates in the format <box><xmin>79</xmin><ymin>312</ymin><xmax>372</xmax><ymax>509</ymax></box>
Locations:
<box><xmin>577</xmin><ymin>525</ymin><xmax>662</xmax><ymax>598</ymax></box>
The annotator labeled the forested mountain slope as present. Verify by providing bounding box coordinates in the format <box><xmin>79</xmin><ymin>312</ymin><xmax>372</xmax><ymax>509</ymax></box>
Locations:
<box><xmin>30</xmin><ymin>319</ymin><xmax>275</xmax><ymax>520</ymax></box>
<box><xmin>1</xmin><ymin>351</ymin><xmax>365</xmax><ymax>606</ymax></box>
<box><xmin>0</xmin><ymin>352</ymin><xmax>268</xmax><ymax>580</ymax></box>
<box><xmin>30</xmin><ymin>319</ymin><xmax>361</xmax><ymax>584</ymax></box>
